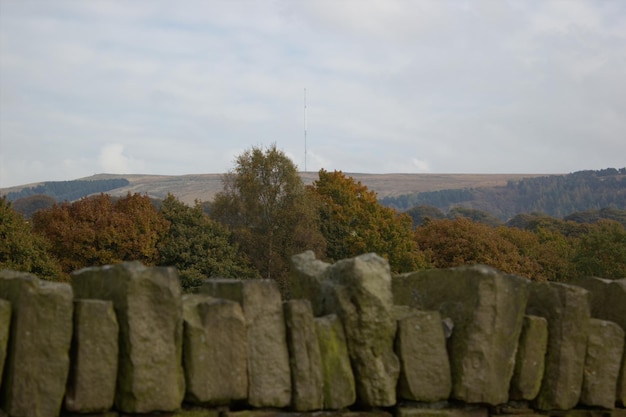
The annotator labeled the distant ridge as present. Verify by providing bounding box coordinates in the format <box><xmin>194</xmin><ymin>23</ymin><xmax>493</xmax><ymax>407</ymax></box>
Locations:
<box><xmin>1</xmin><ymin>172</ymin><xmax>548</xmax><ymax>205</ymax></box>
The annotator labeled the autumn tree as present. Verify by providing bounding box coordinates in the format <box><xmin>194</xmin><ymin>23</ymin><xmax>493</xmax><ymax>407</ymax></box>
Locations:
<box><xmin>210</xmin><ymin>144</ymin><xmax>326</xmax><ymax>295</ymax></box>
<box><xmin>32</xmin><ymin>193</ymin><xmax>169</xmax><ymax>274</ymax></box>
<box><xmin>447</xmin><ymin>206</ymin><xmax>502</xmax><ymax>227</ymax></box>
<box><xmin>0</xmin><ymin>196</ymin><xmax>64</xmax><ymax>280</ymax></box>
<box><xmin>311</xmin><ymin>169</ymin><xmax>427</xmax><ymax>273</ymax></box>
<box><xmin>414</xmin><ymin>217</ymin><xmax>545</xmax><ymax>280</ymax></box>
<box><xmin>498</xmin><ymin>225</ymin><xmax>575</xmax><ymax>282</ymax></box>
<box><xmin>572</xmin><ymin>219</ymin><xmax>626</xmax><ymax>279</ymax></box>
<box><xmin>157</xmin><ymin>194</ymin><xmax>259</xmax><ymax>291</ymax></box>
<box><xmin>405</xmin><ymin>205</ymin><xmax>445</xmax><ymax>227</ymax></box>
<box><xmin>11</xmin><ymin>194</ymin><xmax>57</xmax><ymax>218</ymax></box>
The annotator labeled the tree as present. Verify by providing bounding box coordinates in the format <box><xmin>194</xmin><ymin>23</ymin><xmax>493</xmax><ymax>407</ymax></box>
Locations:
<box><xmin>157</xmin><ymin>194</ymin><xmax>259</xmax><ymax>292</ymax></box>
<box><xmin>405</xmin><ymin>205</ymin><xmax>445</xmax><ymax>227</ymax></box>
<box><xmin>447</xmin><ymin>206</ymin><xmax>502</xmax><ymax>227</ymax></box>
<box><xmin>0</xmin><ymin>196</ymin><xmax>64</xmax><ymax>280</ymax></box>
<box><xmin>32</xmin><ymin>193</ymin><xmax>169</xmax><ymax>274</ymax></box>
<box><xmin>572</xmin><ymin>219</ymin><xmax>626</xmax><ymax>279</ymax></box>
<box><xmin>211</xmin><ymin>144</ymin><xmax>326</xmax><ymax>295</ymax></box>
<box><xmin>414</xmin><ymin>218</ymin><xmax>545</xmax><ymax>280</ymax></box>
<box><xmin>311</xmin><ymin>169</ymin><xmax>427</xmax><ymax>273</ymax></box>
<box><xmin>11</xmin><ymin>194</ymin><xmax>57</xmax><ymax>218</ymax></box>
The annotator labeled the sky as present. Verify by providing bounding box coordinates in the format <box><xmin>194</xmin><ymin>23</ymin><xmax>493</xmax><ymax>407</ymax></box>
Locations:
<box><xmin>1</xmin><ymin>1</ymin><xmax>625</xmax><ymax>188</ymax></box>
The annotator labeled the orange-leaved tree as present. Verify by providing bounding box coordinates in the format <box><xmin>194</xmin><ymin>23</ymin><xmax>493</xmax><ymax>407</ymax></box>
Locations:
<box><xmin>311</xmin><ymin>169</ymin><xmax>427</xmax><ymax>273</ymax></box>
<box><xmin>32</xmin><ymin>193</ymin><xmax>169</xmax><ymax>274</ymax></box>
<box><xmin>414</xmin><ymin>217</ymin><xmax>546</xmax><ymax>280</ymax></box>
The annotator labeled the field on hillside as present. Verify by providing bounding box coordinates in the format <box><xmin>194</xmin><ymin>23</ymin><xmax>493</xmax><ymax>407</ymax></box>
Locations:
<box><xmin>90</xmin><ymin>172</ymin><xmax>550</xmax><ymax>204</ymax></box>
<box><xmin>1</xmin><ymin>172</ymin><xmax>551</xmax><ymax>205</ymax></box>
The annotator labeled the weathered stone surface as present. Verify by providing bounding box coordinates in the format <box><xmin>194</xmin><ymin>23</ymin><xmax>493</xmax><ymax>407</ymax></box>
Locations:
<box><xmin>568</xmin><ymin>276</ymin><xmax>626</xmax><ymax>406</ymax></box>
<box><xmin>509</xmin><ymin>315</ymin><xmax>548</xmax><ymax>401</ymax></box>
<box><xmin>607</xmin><ymin>279</ymin><xmax>626</xmax><ymax>407</ymax></box>
<box><xmin>71</xmin><ymin>262</ymin><xmax>185</xmax><ymax>414</ymax></box>
<box><xmin>322</xmin><ymin>253</ymin><xmax>399</xmax><ymax>406</ymax></box>
<box><xmin>621</xmin><ymin>350</ymin><xmax>626</xmax><ymax>408</ymax></box>
<box><xmin>199</xmin><ymin>279</ymin><xmax>291</xmax><ymax>408</ymax></box>
<box><xmin>284</xmin><ymin>299</ymin><xmax>324</xmax><ymax>411</ymax></box>
<box><xmin>580</xmin><ymin>318</ymin><xmax>624</xmax><ymax>409</ymax></box>
<box><xmin>394</xmin><ymin>306</ymin><xmax>451</xmax><ymax>401</ymax></box>
<box><xmin>393</xmin><ymin>265</ymin><xmax>530</xmax><ymax>405</ymax></box>
<box><xmin>182</xmin><ymin>294</ymin><xmax>247</xmax><ymax>405</ymax></box>
<box><xmin>0</xmin><ymin>299</ymin><xmax>10</xmax><ymax>390</ymax></box>
<box><xmin>396</xmin><ymin>407</ymin><xmax>489</xmax><ymax>417</ymax></box>
<box><xmin>315</xmin><ymin>314</ymin><xmax>356</xmax><ymax>409</ymax></box>
<box><xmin>65</xmin><ymin>299</ymin><xmax>119</xmax><ymax>413</ymax></box>
<box><xmin>61</xmin><ymin>412</ymin><xmax>118</xmax><ymax>417</ymax></box>
<box><xmin>525</xmin><ymin>281</ymin><xmax>590</xmax><ymax>410</ymax></box>
<box><xmin>553</xmin><ymin>410</ymin><xmax>626</xmax><ymax>417</ymax></box>
<box><xmin>568</xmin><ymin>276</ymin><xmax>612</xmax><ymax>317</ymax></box>
<box><xmin>222</xmin><ymin>412</ymin><xmax>393</xmax><ymax>417</ymax></box>
<box><xmin>290</xmin><ymin>251</ymin><xmax>331</xmax><ymax>316</ymax></box>
<box><xmin>0</xmin><ymin>270</ymin><xmax>73</xmax><ymax>417</ymax></box>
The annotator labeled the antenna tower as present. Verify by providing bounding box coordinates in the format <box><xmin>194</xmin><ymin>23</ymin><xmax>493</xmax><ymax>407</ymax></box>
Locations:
<box><xmin>304</xmin><ymin>88</ymin><xmax>306</xmax><ymax>172</ymax></box>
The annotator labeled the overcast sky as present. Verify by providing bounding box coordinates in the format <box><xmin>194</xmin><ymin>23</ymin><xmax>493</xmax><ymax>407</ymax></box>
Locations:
<box><xmin>1</xmin><ymin>1</ymin><xmax>625</xmax><ymax>187</ymax></box>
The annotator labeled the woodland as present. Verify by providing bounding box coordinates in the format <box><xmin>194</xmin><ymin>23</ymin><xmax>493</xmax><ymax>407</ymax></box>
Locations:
<box><xmin>1</xmin><ymin>146</ymin><xmax>625</xmax><ymax>295</ymax></box>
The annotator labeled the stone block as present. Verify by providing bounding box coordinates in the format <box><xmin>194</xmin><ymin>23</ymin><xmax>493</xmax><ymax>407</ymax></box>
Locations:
<box><xmin>608</xmin><ymin>279</ymin><xmax>626</xmax><ymax>406</ymax></box>
<box><xmin>509</xmin><ymin>315</ymin><xmax>548</xmax><ymax>401</ymax></box>
<box><xmin>580</xmin><ymin>318</ymin><xmax>624</xmax><ymax>409</ymax></box>
<box><xmin>396</xmin><ymin>407</ymin><xmax>489</xmax><ymax>417</ymax></box>
<box><xmin>199</xmin><ymin>279</ymin><xmax>291</xmax><ymax>408</ymax></box>
<box><xmin>284</xmin><ymin>299</ymin><xmax>323</xmax><ymax>411</ymax></box>
<box><xmin>182</xmin><ymin>294</ymin><xmax>247</xmax><ymax>405</ymax></box>
<box><xmin>65</xmin><ymin>299</ymin><xmax>118</xmax><ymax>413</ymax></box>
<box><xmin>393</xmin><ymin>265</ymin><xmax>529</xmax><ymax>405</ymax></box>
<box><xmin>315</xmin><ymin>314</ymin><xmax>356</xmax><ymax>409</ymax></box>
<box><xmin>290</xmin><ymin>251</ymin><xmax>331</xmax><ymax>316</ymax></box>
<box><xmin>71</xmin><ymin>261</ymin><xmax>185</xmax><ymax>414</ymax></box>
<box><xmin>0</xmin><ymin>300</ymin><xmax>10</xmax><ymax>390</ymax></box>
<box><xmin>567</xmin><ymin>276</ymin><xmax>626</xmax><ymax>406</ymax></box>
<box><xmin>394</xmin><ymin>307</ymin><xmax>451</xmax><ymax>401</ymax></box>
<box><xmin>526</xmin><ymin>281</ymin><xmax>590</xmax><ymax>410</ymax></box>
<box><xmin>0</xmin><ymin>270</ymin><xmax>73</xmax><ymax>417</ymax></box>
<box><xmin>322</xmin><ymin>253</ymin><xmax>399</xmax><ymax>406</ymax></box>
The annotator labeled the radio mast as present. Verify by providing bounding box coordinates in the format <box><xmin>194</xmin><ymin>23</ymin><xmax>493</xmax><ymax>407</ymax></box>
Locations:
<box><xmin>304</xmin><ymin>88</ymin><xmax>306</xmax><ymax>172</ymax></box>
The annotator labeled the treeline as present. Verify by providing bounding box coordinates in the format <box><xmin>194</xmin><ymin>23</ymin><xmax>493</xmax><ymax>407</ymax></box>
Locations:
<box><xmin>4</xmin><ymin>178</ymin><xmax>130</xmax><ymax>202</ymax></box>
<box><xmin>2</xmin><ymin>148</ymin><xmax>625</xmax><ymax>294</ymax></box>
<box><xmin>381</xmin><ymin>168</ymin><xmax>626</xmax><ymax>220</ymax></box>
<box><xmin>406</xmin><ymin>205</ymin><xmax>626</xmax><ymax>229</ymax></box>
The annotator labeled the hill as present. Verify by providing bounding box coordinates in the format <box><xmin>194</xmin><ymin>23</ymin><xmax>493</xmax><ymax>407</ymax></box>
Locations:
<box><xmin>1</xmin><ymin>172</ymin><xmax>548</xmax><ymax>205</ymax></box>
<box><xmin>382</xmin><ymin>168</ymin><xmax>626</xmax><ymax>220</ymax></box>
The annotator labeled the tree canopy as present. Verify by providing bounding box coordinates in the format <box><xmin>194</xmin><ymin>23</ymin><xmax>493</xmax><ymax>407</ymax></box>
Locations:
<box><xmin>157</xmin><ymin>194</ymin><xmax>259</xmax><ymax>291</ymax></box>
<box><xmin>32</xmin><ymin>193</ymin><xmax>169</xmax><ymax>274</ymax></box>
<box><xmin>211</xmin><ymin>144</ymin><xmax>326</xmax><ymax>295</ymax></box>
<box><xmin>312</xmin><ymin>169</ymin><xmax>427</xmax><ymax>273</ymax></box>
<box><xmin>0</xmin><ymin>196</ymin><xmax>64</xmax><ymax>280</ymax></box>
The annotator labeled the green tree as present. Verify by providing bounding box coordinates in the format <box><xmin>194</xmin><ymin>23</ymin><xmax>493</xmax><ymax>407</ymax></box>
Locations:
<box><xmin>32</xmin><ymin>193</ymin><xmax>169</xmax><ymax>274</ymax></box>
<box><xmin>405</xmin><ymin>205</ymin><xmax>445</xmax><ymax>227</ymax></box>
<box><xmin>157</xmin><ymin>194</ymin><xmax>259</xmax><ymax>292</ymax></box>
<box><xmin>312</xmin><ymin>169</ymin><xmax>427</xmax><ymax>273</ymax></box>
<box><xmin>0</xmin><ymin>196</ymin><xmax>64</xmax><ymax>280</ymax></box>
<box><xmin>447</xmin><ymin>206</ymin><xmax>502</xmax><ymax>227</ymax></box>
<box><xmin>211</xmin><ymin>144</ymin><xmax>326</xmax><ymax>295</ymax></box>
<box><xmin>572</xmin><ymin>219</ymin><xmax>626</xmax><ymax>279</ymax></box>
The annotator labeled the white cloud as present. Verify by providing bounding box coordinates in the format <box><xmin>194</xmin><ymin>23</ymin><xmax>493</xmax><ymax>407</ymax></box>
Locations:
<box><xmin>98</xmin><ymin>144</ymin><xmax>141</xmax><ymax>174</ymax></box>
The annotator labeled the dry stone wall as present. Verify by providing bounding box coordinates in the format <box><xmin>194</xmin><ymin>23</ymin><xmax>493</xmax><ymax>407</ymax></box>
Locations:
<box><xmin>0</xmin><ymin>254</ymin><xmax>625</xmax><ymax>417</ymax></box>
